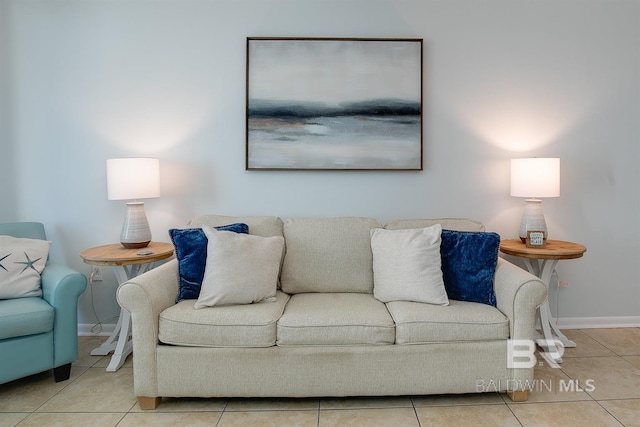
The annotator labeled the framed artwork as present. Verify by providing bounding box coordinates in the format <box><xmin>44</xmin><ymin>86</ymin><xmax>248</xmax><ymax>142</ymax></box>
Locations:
<box><xmin>246</xmin><ymin>37</ymin><xmax>423</xmax><ymax>171</ymax></box>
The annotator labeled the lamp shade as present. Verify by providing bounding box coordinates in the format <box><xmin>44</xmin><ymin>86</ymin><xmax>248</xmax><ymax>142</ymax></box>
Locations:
<box><xmin>510</xmin><ymin>158</ymin><xmax>560</xmax><ymax>198</ymax></box>
<box><xmin>107</xmin><ymin>158</ymin><xmax>160</xmax><ymax>201</ymax></box>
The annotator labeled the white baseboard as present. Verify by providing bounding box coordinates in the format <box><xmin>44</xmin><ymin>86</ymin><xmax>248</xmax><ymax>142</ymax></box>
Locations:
<box><xmin>556</xmin><ymin>316</ymin><xmax>640</xmax><ymax>329</ymax></box>
<box><xmin>78</xmin><ymin>323</ymin><xmax>117</xmax><ymax>336</ymax></box>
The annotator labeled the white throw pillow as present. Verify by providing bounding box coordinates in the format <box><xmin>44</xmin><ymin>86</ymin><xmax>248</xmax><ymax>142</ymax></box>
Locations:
<box><xmin>195</xmin><ymin>226</ymin><xmax>284</xmax><ymax>309</ymax></box>
<box><xmin>370</xmin><ymin>225</ymin><xmax>449</xmax><ymax>305</ymax></box>
<box><xmin>0</xmin><ymin>235</ymin><xmax>51</xmax><ymax>299</ymax></box>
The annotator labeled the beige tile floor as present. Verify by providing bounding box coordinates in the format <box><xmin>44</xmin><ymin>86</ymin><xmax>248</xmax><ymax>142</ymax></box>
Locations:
<box><xmin>1</xmin><ymin>328</ymin><xmax>638</xmax><ymax>427</ymax></box>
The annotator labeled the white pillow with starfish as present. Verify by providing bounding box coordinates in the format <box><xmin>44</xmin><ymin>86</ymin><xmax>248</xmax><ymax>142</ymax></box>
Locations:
<box><xmin>0</xmin><ymin>235</ymin><xmax>50</xmax><ymax>299</ymax></box>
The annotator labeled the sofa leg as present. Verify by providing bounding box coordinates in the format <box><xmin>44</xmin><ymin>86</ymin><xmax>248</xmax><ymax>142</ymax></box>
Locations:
<box><xmin>507</xmin><ymin>389</ymin><xmax>530</xmax><ymax>402</ymax></box>
<box><xmin>53</xmin><ymin>363</ymin><xmax>72</xmax><ymax>382</ymax></box>
<box><xmin>137</xmin><ymin>396</ymin><xmax>161</xmax><ymax>410</ymax></box>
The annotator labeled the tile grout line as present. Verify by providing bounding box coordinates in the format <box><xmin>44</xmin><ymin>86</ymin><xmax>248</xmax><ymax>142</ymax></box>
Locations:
<box><xmin>29</xmin><ymin>366</ymin><xmax>88</xmax><ymax>415</ymax></box>
<box><xmin>504</xmin><ymin>402</ymin><xmax>525</xmax><ymax>427</ymax></box>
<box><xmin>113</xmin><ymin>412</ymin><xmax>129</xmax><ymax>427</ymax></box>
<box><xmin>592</xmin><ymin>399</ymin><xmax>629</xmax><ymax>427</ymax></box>
<box><xmin>411</xmin><ymin>398</ymin><xmax>421</xmax><ymax>427</ymax></box>
<box><xmin>579</xmin><ymin>328</ymin><xmax>638</xmax><ymax>358</ymax></box>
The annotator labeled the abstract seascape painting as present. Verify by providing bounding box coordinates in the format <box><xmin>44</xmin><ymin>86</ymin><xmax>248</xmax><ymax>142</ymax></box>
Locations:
<box><xmin>246</xmin><ymin>38</ymin><xmax>423</xmax><ymax>170</ymax></box>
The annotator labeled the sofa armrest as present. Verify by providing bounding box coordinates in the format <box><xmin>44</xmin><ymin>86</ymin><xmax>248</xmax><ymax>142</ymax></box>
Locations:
<box><xmin>116</xmin><ymin>258</ymin><xmax>178</xmax><ymax>397</ymax></box>
<box><xmin>41</xmin><ymin>262</ymin><xmax>88</xmax><ymax>367</ymax></box>
<box><xmin>494</xmin><ymin>257</ymin><xmax>547</xmax><ymax>340</ymax></box>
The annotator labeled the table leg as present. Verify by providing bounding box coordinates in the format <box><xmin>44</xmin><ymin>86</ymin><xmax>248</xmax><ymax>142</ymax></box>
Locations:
<box><xmin>522</xmin><ymin>259</ymin><xmax>541</xmax><ymax>278</ymax></box>
<box><xmin>90</xmin><ymin>308</ymin><xmax>123</xmax><ymax>356</ymax></box>
<box><xmin>91</xmin><ymin>265</ymin><xmax>149</xmax><ymax>371</ymax></box>
<box><xmin>522</xmin><ymin>259</ymin><xmax>575</xmax><ymax>364</ymax></box>
<box><xmin>538</xmin><ymin>260</ymin><xmax>577</xmax><ymax>349</ymax></box>
<box><xmin>105</xmin><ymin>309</ymin><xmax>133</xmax><ymax>372</ymax></box>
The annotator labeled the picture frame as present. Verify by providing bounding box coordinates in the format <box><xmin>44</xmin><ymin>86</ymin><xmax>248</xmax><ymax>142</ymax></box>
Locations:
<box><xmin>526</xmin><ymin>230</ymin><xmax>546</xmax><ymax>248</ymax></box>
<box><xmin>246</xmin><ymin>37</ymin><xmax>423</xmax><ymax>171</ymax></box>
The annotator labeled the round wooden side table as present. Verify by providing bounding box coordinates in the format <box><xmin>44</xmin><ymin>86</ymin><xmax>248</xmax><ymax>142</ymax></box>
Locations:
<box><xmin>80</xmin><ymin>242</ymin><xmax>174</xmax><ymax>372</ymax></box>
<box><xmin>500</xmin><ymin>239</ymin><xmax>586</xmax><ymax>363</ymax></box>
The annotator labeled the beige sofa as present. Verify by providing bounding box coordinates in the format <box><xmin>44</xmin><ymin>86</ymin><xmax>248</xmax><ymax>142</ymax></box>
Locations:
<box><xmin>117</xmin><ymin>215</ymin><xmax>547</xmax><ymax>409</ymax></box>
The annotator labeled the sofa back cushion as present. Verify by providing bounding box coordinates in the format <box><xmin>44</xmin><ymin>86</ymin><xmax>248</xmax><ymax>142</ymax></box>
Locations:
<box><xmin>384</xmin><ymin>218</ymin><xmax>485</xmax><ymax>232</ymax></box>
<box><xmin>188</xmin><ymin>215</ymin><xmax>284</xmax><ymax>238</ymax></box>
<box><xmin>281</xmin><ymin>217</ymin><xmax>381</xmax><ymax>294</ymax></box>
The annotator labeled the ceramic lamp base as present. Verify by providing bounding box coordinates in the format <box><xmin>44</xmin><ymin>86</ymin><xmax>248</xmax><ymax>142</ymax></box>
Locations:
<box><xmin>518</xmin><ymin>198</ymin><xmax>548</xmax><ymax>242</ymax></box>
<box><xmin>121</xmin><ymin>241</ymin><xmax>151</xmax><ymax>249</ymax></box>
<box><xmin>120</xmin><ymin>201</ymin><xmax>152</xmax><ymax>248</ymax></box>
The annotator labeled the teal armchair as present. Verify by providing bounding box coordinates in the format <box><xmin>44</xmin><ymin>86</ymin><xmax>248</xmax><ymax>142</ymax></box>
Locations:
<box><xmin>0</xmin><ymin>222</ymin><xmax>87</xmax><ymax>384</ymax></box>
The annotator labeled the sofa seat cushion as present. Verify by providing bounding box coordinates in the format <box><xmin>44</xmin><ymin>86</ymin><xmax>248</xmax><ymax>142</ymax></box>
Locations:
<box><xmin>277</xmin><ymin>293</ymin><xmax>395</xmax><ymax>346</ymax></box>
<box><xmin>0</xmin><ymin>297</ymin><xmax>54</xmax><ymax>340</ymax></box>
<box><xmin>386</xmin><ymin>299</ymin><xmax>509</xmax><ymax>344</ymax></box>
<box><xmin>159</xmin><ymin>290</ymin><xmax>290</xmax><ymax>348</ymax></box>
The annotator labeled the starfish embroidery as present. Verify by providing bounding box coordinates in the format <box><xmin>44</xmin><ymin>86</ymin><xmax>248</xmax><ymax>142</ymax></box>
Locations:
<box><xmin>15</xmin><ymin>252</ymin><xmax>42</xmax><ymax>274</ymax></box>
<box><xmin>0</xmin><ymin>253</ymin><xmax>9</xmax><ymax>272</ymax></box>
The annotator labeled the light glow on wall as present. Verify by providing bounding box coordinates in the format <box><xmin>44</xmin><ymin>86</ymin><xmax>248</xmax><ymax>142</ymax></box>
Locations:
<box><xmin>447</xmin><ymin>74</ymin><xmax>591</xmax><ymax>153</ymax></box>
<box><xmin>460</xmin><ymin>98</ymin><xmax>582</xmax><ymax>152</ymax></box>
<box><xmin>85</xmin><ymin>86</ymin><xmax>215</xmax><ymax>153</ymax></box>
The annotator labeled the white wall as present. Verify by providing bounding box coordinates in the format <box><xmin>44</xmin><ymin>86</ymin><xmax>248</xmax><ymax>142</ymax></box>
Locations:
<box><xmin>3</xmin><ymin>0</ymin><xmax>638</xmax><ymax>327</ymax></box>
<box><xmin>0</xmin><ymin>0</ymin><xmax>16</xmax><ymax>220</ymax></box>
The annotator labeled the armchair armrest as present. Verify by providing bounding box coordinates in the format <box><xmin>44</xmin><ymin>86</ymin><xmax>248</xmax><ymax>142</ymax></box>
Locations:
<box><xmin>117</xmin><ymin>259</ymin><xmax>179</xmax><ymax>397</ymax></box>
<box><xmin>494</xmin><ymin>257</ymin><xmax>547</xmax><ymax>341</ymax></box>
<box><xmin>41</xmin><ymin>262</ymin><xmax>88</xmax><ymax>367</ymax></box>
<box><xmin>493</xmin><ymin>257</ymin><xmax>546</xmax><ymax>395</ymax></box>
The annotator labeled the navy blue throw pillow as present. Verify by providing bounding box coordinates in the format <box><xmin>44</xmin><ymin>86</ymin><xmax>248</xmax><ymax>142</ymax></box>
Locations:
<box><xmin>169</xmin><ymin>223</ymin><xmax>249</xmax><ymax>302</ymax></box>
<box><xmin>440</xmin><ymin>230</ymin><xmax>500</xmax><ymax>306</ymax></box>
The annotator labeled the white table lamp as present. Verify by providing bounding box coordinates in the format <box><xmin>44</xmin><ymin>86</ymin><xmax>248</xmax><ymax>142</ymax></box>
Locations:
<box><xmin>107</xmin><ymin>158</ymin><xmax>160</xmax><ymax>248</ymax></box>
<box><xmin>510</xmin><ymin>158</ymin><xmax>560</xmax><ymax>242</ymax></box>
